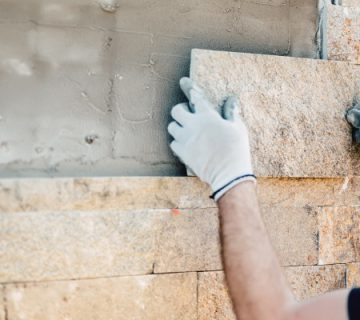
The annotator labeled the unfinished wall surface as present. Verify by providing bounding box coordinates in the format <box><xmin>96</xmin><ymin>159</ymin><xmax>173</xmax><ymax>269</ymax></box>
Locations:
<box><xmin>1</xmin><ymin>177</ymin><xmax>360</xmax><ymax>319</ymax></box>
<box><xmin>0</xmin><ymin>0</ymin><xmax>318</xmax><ymax>177</ymax></box>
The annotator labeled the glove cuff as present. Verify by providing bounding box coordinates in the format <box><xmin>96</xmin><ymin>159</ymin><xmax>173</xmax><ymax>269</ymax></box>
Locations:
<box><xmin>210</xmin><ymin>174</ymin><xmax>257</xmax><ymax>201</ymax></box>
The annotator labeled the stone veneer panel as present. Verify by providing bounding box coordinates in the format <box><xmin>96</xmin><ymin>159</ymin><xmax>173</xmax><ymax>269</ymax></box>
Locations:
<box><xmin>318</xmin><ymin>207</ymin><xmax>360</xmax><ymax>264</ymax></box>
<box><xmin>5</xmin><ymin>273</ymin><xmax>197</xmax><ymax>320</ymax></box>
<box><xmin>327</xmin><ymin>4</ymin><xmax>360</xmax><ymax>65</ymax></box>
<box><xmin>347</xmin><ymin>263</ymin><xmax>360</xmax><ymax>287</ymax></box>
<box><xmin>191</xmin><ymin>50</ymin><xmax>355</xmax><ymax>177</ymax></box>
<box><xmin>198</xmin><ymin>266</ymin><xmax>347</xmax><ymax>319</ymax></box>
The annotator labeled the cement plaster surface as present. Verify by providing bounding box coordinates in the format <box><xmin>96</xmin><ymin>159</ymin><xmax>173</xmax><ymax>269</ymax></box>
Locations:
<box><xmin>0</xmin><ymin>0</ymin><xmax>318</xmax><ymax>176</ymax></box>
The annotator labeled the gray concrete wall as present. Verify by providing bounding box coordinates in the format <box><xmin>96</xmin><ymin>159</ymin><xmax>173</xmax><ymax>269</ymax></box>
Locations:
<box><xmin>0</xmin><ymin>0</ymin><xmax>318</xmax><ymax>177</ymax></box>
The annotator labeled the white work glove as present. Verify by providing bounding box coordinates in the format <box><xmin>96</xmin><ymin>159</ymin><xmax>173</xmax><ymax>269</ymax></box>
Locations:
<box><xmin>168</xmin><ymin>77</ymin><xmax>256</xmax><ymax>201</ymax></box>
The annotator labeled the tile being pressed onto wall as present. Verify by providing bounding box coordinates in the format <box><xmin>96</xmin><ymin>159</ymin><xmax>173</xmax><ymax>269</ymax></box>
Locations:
<box><xmin>326</xmin><ymin>4</ymin><xmax>360</xmax><ymax>65</ymax></box>
<box><xmin>4</xmin><ymin>273</ymin><xmax>197</xmax><ymax>320</ymax></box>
<box><xmin>347</xmin><ymin>263</ymin><xmax>360</xmax><ymax>287</ymax></box>
<box><xmin>191</xmin><ymin>50</ymin><xmax>356</xmax><ymax>177</ymax></box>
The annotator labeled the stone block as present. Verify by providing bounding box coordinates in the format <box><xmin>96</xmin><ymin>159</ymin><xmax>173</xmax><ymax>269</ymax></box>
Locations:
<box><xmin>341</xmin><ymin>0</ymin><xmax>360</xmax><ymax>7</ymax></box>
<box><xmin>198</xmin><ymin>266</ymin><xmax>346</xmax><ymax>318</ymax></box>
<box><xmin>198</xmin><ymin>272</ymin><xmax>236</xmax><ymax>320</ymax></box>
<box><xmin>5</xmin><ymin>273</ymin><xmax>197</xmax><ymax>320</ymax></box>
<box><xmin>154</xmin><ymin>208</ymin><xmax>222</xmax><ymax>273</ymax></box>
<box><xmin>191</xmin><ymin>50</ymin><xmax>355</xmax><ymax>178</ymax></box>
<box><xmin>347</xmin><ymin>263</ymin><xmax>360</xmax><ymax>287</ymax></box>
<box><xmin>284</xmin><ymin>265</ymin><xmax>347</xmax><ymax>300</ymax></box>
<box><xmin>257</xmin><ymin>178</ymin><xmax>345</xmax><ymax>207</ymax></box>
<box><xmin>318</xmin><ymin>207</ymin><xmax>360</xmax><ymax>264</ymax></box>
<box><xmin>0</xmin><ymin>287</ymin><xmax>4</xmax><ymax>320</ymax></box>
<box><xmin>261</xmin><ymin>206</ymin><xmax>319</xmax><ymax>266</ymax></box>
<box><xmin>327</xmin><ymin>4</ymin><xmax>360</xmax><ymax>64</ymax></box>
<box><xmin>0</xmin><ymin>177</ymin><xmax>214</xmax><ymax>214</ymax></box>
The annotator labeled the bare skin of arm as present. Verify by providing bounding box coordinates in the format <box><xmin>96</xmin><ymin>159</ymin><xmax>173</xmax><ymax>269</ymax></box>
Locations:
<box><xmin>218</xmin><ymin>181</ymin><xmax>349</xmax><ymax>320</ymax></box>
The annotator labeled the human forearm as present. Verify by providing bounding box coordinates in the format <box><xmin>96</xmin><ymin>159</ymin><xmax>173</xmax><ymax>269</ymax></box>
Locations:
<box><xmin>218</xmin><ymin>182</ymin><xmax>295</xmax><ymax>320</ymax></box>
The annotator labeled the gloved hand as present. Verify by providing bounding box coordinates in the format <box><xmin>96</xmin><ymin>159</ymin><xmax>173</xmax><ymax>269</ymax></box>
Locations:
<box><xmin>168</xmin><ymin>77</ymin><xmax>256</xmax><ymax>201</ymax></box>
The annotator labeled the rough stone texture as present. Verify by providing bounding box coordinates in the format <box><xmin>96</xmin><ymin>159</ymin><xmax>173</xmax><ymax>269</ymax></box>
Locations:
<box><xmin>341</xmin><ymin>0</ymin><xmax>360</xmax><ymax>7</ymax></box>
<box><xmin>191</xmin><ymin>50</ymin><xmax>355</xmax><ymax>177</ymax></box>
<box><xmin>261</xmin><ymin>206</ymin><xmax>318</xmax><ymax>266</ymax></box>
<box><xmin>0</xmin><ymin>209</ymin><xmax>160</xmax><ymax>282</ymax></box>
<box><xmin>326</xmin><ymin>4</ymin><xmax>360</xmax><ymax>65</ymax></box>
<box><xmin>1</xmin><ymin>177</ymin><xmax>352</xmax><ymax>214</ymax></box>
<box><xmin>347</xmin><ymin>263</ymin><xmax>360</xmax><ymax>287</ymax></box>
<box><xmin>154</xmin><ymin>208</ymin><xmax>222</xmax><ymax>273</ymax></box>
<box><xmin>0</xmin><ymin>177</ymin><xmax>214</xmax><ymax>213</ymax></box>
<box><xmin>198</xmin><ymin>272</ymin><xmax>236</xmax><ymax>320</ymax></box>
<box><xmin>0</xmin><ymin>287</ymin><xmax>4</xmax><ymax>320</ymax></box>
<box><xmin>5</xmin><ymin>273</ymin><xmax>197</xmax><ymax>320</ymax></box>
<box><xmin>0</xmin><ymin>0</ymin><xmax>319</xmax><ymax>177</ymax></box>
<box><xmin>198</xmin><ymin>266</ymin><xmax>347</xmax><ymax>318</ymax></box>
<box><xmin>284</xmin><ymin>265</ymin><xmax>347</xmax><ymax>300</ymax></box>
<box><xmin>318</xmin><ymin>207</ymin><xmax>360</xmax><ymax>265</ymax></box>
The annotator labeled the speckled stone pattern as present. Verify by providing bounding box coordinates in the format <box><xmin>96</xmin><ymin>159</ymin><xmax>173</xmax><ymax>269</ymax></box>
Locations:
<box><xmin>327</xmin><ymin>4</ymin><xmax>360</xmax><ymax>65</ymax></box>
<box><xmin>190</xmin><ymin>49</ymin><xmax>356</xmax><ymax>178</ymax></box>
<box><xmin>1</xmin><ymin>177</ymin><xmax>360</xmax><ymax>319</ymax></box>
<box><xmin>341</xmin><ymin>0</ymin><xmax>360</xmax><ymax>7</ymax></box>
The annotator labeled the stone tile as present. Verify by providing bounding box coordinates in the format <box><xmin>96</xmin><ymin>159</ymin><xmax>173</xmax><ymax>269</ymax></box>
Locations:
<box><xmin>154</xmin><ymin>208</ymin><xmax>222</xmax><ymax>273</ymax></box>
<box><xmin>198</xmin><ymin>266</ymin><xmax>346</xmax><ymax>317</ymax></box>
<box><xmin>284</xmin><ymin>265</ymin><xmax>347</xmax><ymax>300</ymax></box>
<box><xmin>0</xmin><ymin>177</ymin><xmax>214</xmax><ymax>213</ymax></box>
<box><xmin>198</xmin><ymin>272</ymin><xmax>236</xmax><ymax>320</ymax></box>
<box><xmin>257</xmin><ymin>178</ymin><xmax>345</xmax><ymax>207</ymax></box>
<box><xmin>0</xmin><ymin>209</ymin><xmax>162</xmax><ymax>282</ymax></box>
<box><xmin>341</xmin><ymin>0</ymin><xmax>360</xmax><ymax>7</ymax></box>
<box><xmin>347</xmin><ymin>263</ymin><xmax>360</xmax><ymax>287</ymax></box>
<box><xmin>0</xmin><ymin>287</ymin><xmax>4</xmax><ymax>320</ymax></box>
<box><xmin>191</xmin><ymin>50</ymin><xmax>355</xmax><ymax>178</ymax></box>
<box><xmin>327</xmin><ymin>4</ymin><xmax>360</xmax><ymax>64</ymax></box>
<box><xmin>261</xmin><ymin>206</ymin><xmax>319</xmax><ymax>266</ymax></box>
<box><xmin>5</xmin><ymin>273</ymin><xmax>197</xmax><ymax>320</ymax></box>
<box><xmin>318</xmin><ymin>207</ymin><xmax>360</xmax><ymax>264</ymax></box>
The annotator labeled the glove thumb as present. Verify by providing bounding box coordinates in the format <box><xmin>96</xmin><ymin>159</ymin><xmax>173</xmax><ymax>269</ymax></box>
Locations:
<box><xmin>222</xmin><ymin>96</ymin><xmax>240</xmax><ymax>121</ymax></box>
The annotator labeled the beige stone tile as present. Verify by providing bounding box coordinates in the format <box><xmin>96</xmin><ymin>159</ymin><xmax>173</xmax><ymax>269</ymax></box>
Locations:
<box><xmin>0</xmin><ymin>287</ymin><xmax>5</xmax><ymax>320</ymax></box>
<box><xmin>198</xmin><ymin>272</ymin><xmax>236</xmax><ymax>320</ymax></box>
<box><xmin>0</xmin><ymin>209</ymin><xmax>163</xmax><ymax>282</ymax></box>
<box><xmin>261</xmin><ymin>206</ymin><xmax>319</xmax><ymax>266</ymax></box>
<box><xmin>285</xmin><ymin>265</ymin><xmax>347</xmax><ymax>300</ymax></box>
<box><xmin>318</xmin><ymin>207</ymin><xmax>360</xmax><ymax>264</ymax></box>
<box><xmin>198</xmin><ymin>266</ymin><xmax>346</xmax><ymax>317</ymax></box>
<box><xmin>347</xmin><ymin>263</ymin><xmax>360</xmax><ymax>287</ymax></box>
<box><xmin>5</xmin><ymin>273</ymin><xmax>197</xmax><ymax>320</ymax></box>
<box><xmin>0</xmin><ymin>177</ymin><xmax>214</xmax><ymax>213</ymax></box>
<box><xmin>327</xmin><ymin>4</ymin><xmax>360</xmax><ymax>65</ymax></box>
<box><xmin>191</xmin><ymin>50</ymin><xmax>354</xmax><ymax>177</ymax></box>
<box><xmin>257</xmin><ymin>178</ymin><xmax>345</xmax><ymax>207</ymax></box>
<box><xmin>154</xmin><ymin>208</ymin><xmax>222</xmax><ymax>273</ymax></box>
<box><xmin>341</xmin><ymin>0</ymin><xmax>360</xmax><ymax>7</ymax></box>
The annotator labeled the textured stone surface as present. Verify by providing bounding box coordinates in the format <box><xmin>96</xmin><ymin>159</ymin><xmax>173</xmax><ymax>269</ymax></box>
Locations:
<box><xmin>198</xmin><ymin>266</ymin><xmax>347</xmax><ymax>318</ymax></box>
<box><xmin>5</xmin><ymin>273</ymin><xmax>197</xmax><ymax>320</ymax></box>
<box><xmin>1</xmin><ymin>177</ymin><xmax>351</xmax><ymax>214</ymax></box>
<box><xmin>347</xmin><ymin>263</ymin><xmax>360</xmax><ymax>287</ymax></box>
<box><xmin>0</xmin><ymin>177</ymin><xmax>214</xmax><ymax>213</ymax></box>
<box><xmin>327</xmin><ymin>4</ymin><xmax>360</xmax><ymax>64</ymax></box>
<box><xmin>0</xmin><ymin>287</ymin><xmax>4</xmax><ymax>320</ymax></box>
<box><xmin>0</xmin><ymin>0</ymin><xmax>319</xmax><ymax>177</ymax></box>
<box><xmin>261</xmin><ymin>206</ymin><xmax>318</xmax><ymax>266</ymax></box>
<box><xmin>284</xmin><ymin>265</ymin><xmax>347</xmax><ymax>300</ymax></box>
<box><xmin>0</xmin><ymin>209</ymin><xmax>161</xmax><ymax>282</ymax></box>
<box><xmin>191</xmin><ymin>50</ymin><xmax>355</xmax><ymax>177</ymax></box>
<box><xmin>318</xmin><ymin>207</ymin><xmax>360</xmax><ymax>264</ymax></box>
<box><xmin>341</xmin><ymin>0</ymin><xmax>360</xmax><ymax>7</ymax></box>
<box><xmin>154</xmin><ymin>208</ymin><xmax>221</xmax><ymax>273</ymax></box>
<box><xmin>198</xmin><ymin>272</ymin><xmax>236</xmax><ymax>320</ymax></box>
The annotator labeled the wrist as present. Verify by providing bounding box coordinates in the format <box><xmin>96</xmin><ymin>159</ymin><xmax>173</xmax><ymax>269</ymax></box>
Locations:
<box><xmin>217</xmin><ymin>179</ymin><xmax>257</xmax><ymax>206</ymax></box>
